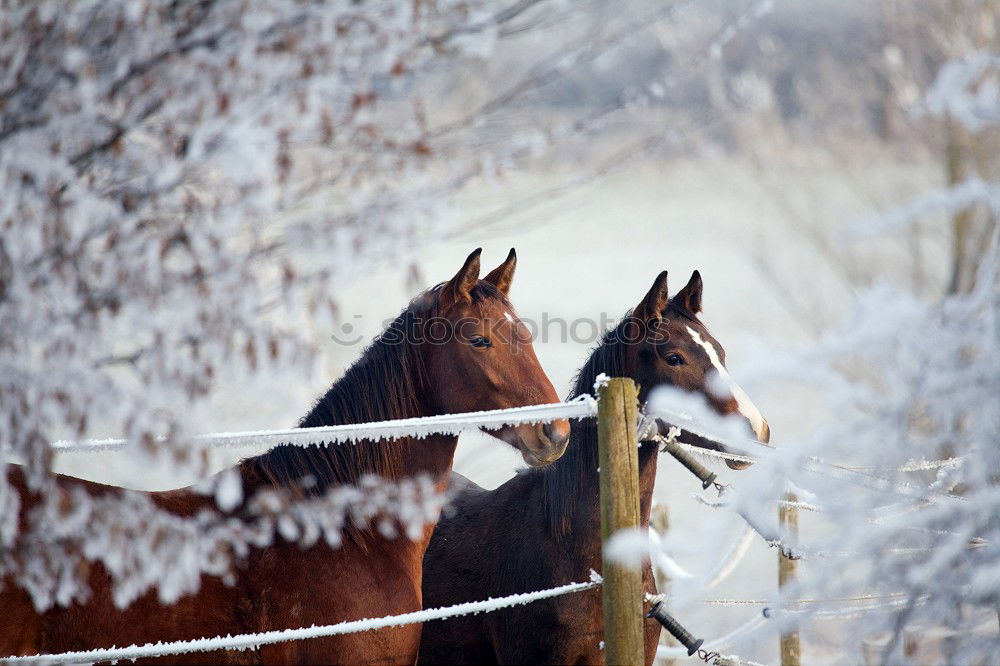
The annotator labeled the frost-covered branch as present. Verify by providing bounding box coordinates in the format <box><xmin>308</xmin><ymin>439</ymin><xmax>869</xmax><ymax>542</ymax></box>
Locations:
<box><xmin>725</xmin><ymin>54</ymin><xmax>1000</xmax><ymax>662</ymax></box>
<box><xmin>0</xmin><ymin>0</ymin><xmax>683</xmax><ymax>611</ymax></box>
<box><xmin>4</xmin><ymin>472</ymin><xmax>445</xmax><ymax>612</ymax></box>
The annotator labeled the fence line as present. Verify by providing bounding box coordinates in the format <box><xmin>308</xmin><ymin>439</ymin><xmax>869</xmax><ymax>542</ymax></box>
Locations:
<box><xmin>699</xmin><ymin>593</ymin><xmax>911</xmax><ymax>608</ymax></box>
<box><xmin>647</xmin><ymin>404</ymin><xmax>773</xmax><ymax>456</ymax></box>
<box><xmin>673</xmin><ymin>439</ymin><xmax>965</xmax><ymax>487</ymax></box>
<box><xmin>2</xmin><ymin>577</ymin><xmax>601</xmax><ymax>665</ymax></box>
<box><xmin>29</xmin><ymin>387</ymin><xmax>966</xmax><ymax>664</ymax></box>
<box><xmin>764</xmin><ymin>595</ymin><xmax>931</xmax><ymax>620</ymax></box>
<box><xmin>691</xmin><ymin>495</ymin><xmax>986</xmax><ymax>559</ymax></box>
<box><xmin>651</xmin><ymin>594</ymin><xmax>933</xmax><ymax>666</ymax></box>
<box><xmin>650</xmin><ymin>404</ymin><xmax>964</xmax><ymax>480</ymax></box>
<box><xmin>674</xmin><ymin>440</ymin><xmax>967</xmax><ymax>507</ymax></box>
<box><xmin>51</xmin><ymin>392</ymin><xmax>959</xmax><ymax>488</ymax></box>
<box><xmin>653</xmin><ymin>593</ymin><xmax>916</xmax><ymax>608</ymax></box>
<box><xmin>51</xmin><ymin>396</ymin><xmax>597</xmax><ymax>453</ymax></box>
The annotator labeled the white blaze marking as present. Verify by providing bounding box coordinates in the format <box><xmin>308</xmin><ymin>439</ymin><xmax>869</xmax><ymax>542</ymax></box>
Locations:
<box><xmin>685</xmin><ymin>326</ymin><xmax>767</xmax><ymax>441</ymax></box>
<box><xmin>504</xmin><ymin>311</ymin><xmax>515</xmax><ymax>324</ymax></box>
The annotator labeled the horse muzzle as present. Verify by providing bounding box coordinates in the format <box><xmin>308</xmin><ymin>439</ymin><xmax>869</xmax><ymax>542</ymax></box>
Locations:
<box><xmin>515</xmin><ymin>420</ymin><xmax>570</xmax><ymax>467</ymax></box>
<box><xmin>722</xmin><ymin>417</ymin><xmax>769</xmax><ymax>470</ymax></box>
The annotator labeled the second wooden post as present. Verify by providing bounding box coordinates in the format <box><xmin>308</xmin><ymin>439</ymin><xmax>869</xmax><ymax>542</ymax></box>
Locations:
<box><xmin>598</xmin><ymin>377</ymin><xmax>645</xmax><ymax>666</ymax></box>
<box><xmin>779</xmin><ymin>493</ymin><xmax>801</xmax><ymax>666</ymax></box>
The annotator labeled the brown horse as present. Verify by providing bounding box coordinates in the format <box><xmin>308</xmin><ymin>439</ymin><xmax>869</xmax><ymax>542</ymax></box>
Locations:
<box><xmin>1</xmin><ymin>248</ymin><xmax>571</xmax><ymax>664</ymax></box>
<box><xmin>419</xmin><ymin>270</ymin><xmax>770</xmax><ymax>665</ymax></box>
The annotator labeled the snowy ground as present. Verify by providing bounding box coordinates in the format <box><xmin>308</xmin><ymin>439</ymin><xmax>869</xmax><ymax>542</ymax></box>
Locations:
<box><xmin>52</xmin><ymin>148</ymin><xmax>943</xmax><ymax>664</ymax></box>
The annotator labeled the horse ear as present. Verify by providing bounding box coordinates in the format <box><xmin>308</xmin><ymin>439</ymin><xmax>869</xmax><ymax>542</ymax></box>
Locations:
<box><xmin>439</xmin><ymin>248</ymin><xmax>482</xmax><ymax>310</ymax></box>
<box><xmin>634</xmin><ymin>271</ymin><xmax>670</xmax><ymax>325</ymax></box>
<box><xmin>671</xmin><ymin>270</ymin><xmax>703</xmax><ymax>314</ymax></box>
<box><xmin>482</xmin><ymin>248</ymin><xmax>516</xmax><ymax>297</ymax></box>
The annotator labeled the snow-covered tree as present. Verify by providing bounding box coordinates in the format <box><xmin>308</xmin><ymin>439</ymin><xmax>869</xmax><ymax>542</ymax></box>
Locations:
<box><xmin>0</xmin><ymin>0</ymin><xmax>689</xmax><ymax>610</ymax></box>
<box><xmin>1</xmin><ymin>0</ymin><xmax>537</xmax><ymax>479</ymax></box>
<box><xmin>727</xmin><ymin>52</ymin><xmax>1000</xmax><ymax>664</ymax></box>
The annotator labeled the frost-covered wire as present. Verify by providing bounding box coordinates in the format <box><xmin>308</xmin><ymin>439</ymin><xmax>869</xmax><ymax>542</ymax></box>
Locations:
<box><xmin>52</xmin><ymin>396</ymin><xmax>597</xmax><ymax>453</ymax></box>
<box><xmin>763</xmin><ymin>595</ymin><xmax>931</xmax><ymax>620</ymax></box>
<box><xmin>2</xmin><ymin>578</ymin><xmax>601</xmax><ymax>664</ymax></box>
<box><xmin>674</xmin><ymin>438</ymin><xmax>966</xmax><ymax>481</ymax></box>
<box><xmin>649</xmin><ymin>596</ymin><xmax>935</xmax><ymax>665</ymax></box>
<box><xmin>7</xmin><ymin>397</ymin><xmax>599</xmax><ymax>612</ymax></box>
<box><xmin>700</xmin><ymin>593</ymin><xmax>910</xmax><ymax>608</ymax></box>
<box><xmin>691</xmin><ymin>494</ymin><xmax>987</xmax><ymax>559</ymax></box>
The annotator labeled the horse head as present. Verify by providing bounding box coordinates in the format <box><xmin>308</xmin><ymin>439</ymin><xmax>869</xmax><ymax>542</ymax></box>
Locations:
<box><xmin>625</xmin><ymin>270</ymin><xmax>769</xmax><ymax>470</ymax></box>
<box><xmin>421</xmin><ymin>248</ymin><xmax>570</xmax><ymax>467</ymax></box>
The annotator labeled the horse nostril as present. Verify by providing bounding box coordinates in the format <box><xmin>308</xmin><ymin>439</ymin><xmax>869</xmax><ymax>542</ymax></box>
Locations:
<box><xmin>542</xmin><ymin>422</ymin><xmax>569</xmax><ymax>447</ymax></box>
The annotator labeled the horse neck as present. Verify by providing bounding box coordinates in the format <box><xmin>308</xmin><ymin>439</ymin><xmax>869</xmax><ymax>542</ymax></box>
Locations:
<box><xmin>242</xmin><ymin>322</ymin><xmax>459</xmax><ymax>494</ymax></box>
<box><xmin>547</xmin><ymin>422</ymin><xmax>660</xmax><ymax>529</ymax></box>
<box><xmin>636</xmin><ymin>440</ymin><xmax>660</xmax><ymax>526</ymax></box>
<box><xmin>298</xmin><ymin>361</ymin><xmax>457</xmax><ymax>481</ymax></box>
<box><xmin>542</xmin><ymin>330</ymin><xmax>661</xmax><ymax>547</ymax></box>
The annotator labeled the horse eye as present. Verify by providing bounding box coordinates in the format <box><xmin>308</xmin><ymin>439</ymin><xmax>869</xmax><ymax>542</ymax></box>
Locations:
<box><xmin>664</xmin><ymin>353</ymin><xmax>684</xmax><ymax>366</ymax></box>
<box><xmin>470</xmin><ymin>336</ymin><xmax>492</xmax><ymax>348</ymax></box>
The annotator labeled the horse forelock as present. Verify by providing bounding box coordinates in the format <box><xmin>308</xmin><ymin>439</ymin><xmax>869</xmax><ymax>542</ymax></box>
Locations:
<box><xmin>428</xmin><ymin>280</ymin><xmax>510</xmax><ymax>308</ymax></box>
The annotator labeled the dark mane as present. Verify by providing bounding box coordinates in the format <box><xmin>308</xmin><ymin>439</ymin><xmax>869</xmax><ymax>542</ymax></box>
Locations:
<box><xmin>539</xmin><ymin>302</ymin><xmax>698</xmax><ymax>537</ymax></box>
<box><xmin>247</xmin><ymin>282</ymin><xmax>504</xmax><ymax>496</ymax></box>
<box><xmin>539</xmin><ymin>313</ymin><xmax>629</xmax><ymax>538</ymax></box>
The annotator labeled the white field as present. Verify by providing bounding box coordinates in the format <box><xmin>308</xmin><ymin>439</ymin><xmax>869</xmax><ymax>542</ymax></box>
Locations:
<box><xmin>52</xmin><ymin>148</ymin><xmax>946</xmax><ymax>664</ymax></box>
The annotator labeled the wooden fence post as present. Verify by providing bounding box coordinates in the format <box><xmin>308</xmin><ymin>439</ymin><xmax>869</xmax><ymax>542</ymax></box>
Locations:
<box><xmin>779</xmin><ymin>493</ymin><xmax>801</xmax><ymax>666</ymax></box>
<box><xmin>598</xmin><ymin>377</ymin><xmax>645</xmax><ymax>666</ymax></box>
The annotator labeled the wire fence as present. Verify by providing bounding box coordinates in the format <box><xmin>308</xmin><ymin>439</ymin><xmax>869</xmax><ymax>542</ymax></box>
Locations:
<box><xmin>9</xmin><ymin>388</ymin><xmax>971</xmax><ymax>665</ymax></box>
<box><xmin>5</xmin><ymin>578</ymin><xmax>603</xmax><ymax>665</ymax></box>
<box><xmin>51</xmin><ymin>396</ymin><xmax>598</xmax><ymax>453</ymax></box>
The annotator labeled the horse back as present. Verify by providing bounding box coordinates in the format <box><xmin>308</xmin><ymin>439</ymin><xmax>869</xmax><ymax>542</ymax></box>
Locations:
<box><xmin>420</xmin><ymin>471</ymin><xmax>559</xmax><ymax>664</ymax></box>
<box><xmin>421</xmin><ymin>467</ymin><xmax>662</xmax><ymax>665</ymax></box>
